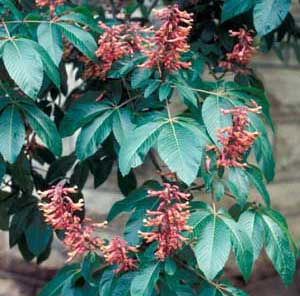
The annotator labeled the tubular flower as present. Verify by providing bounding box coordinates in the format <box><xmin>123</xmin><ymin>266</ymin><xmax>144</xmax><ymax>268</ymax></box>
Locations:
<box><xmin>139</xmin><ymin>183</ymin><xmax>192</xmax><ymax>260</ymax></box>
<box><xmin>38</xmin><ymin>183</ymin><xmax>81</xmax><ymax>230</ymax></box>
<box><xmin>140</xmin><ymin>4</ymin><xmax>193</xmax><ymax>72</ymax></box>
<box><xmin>35</xmin><ymin>0</ymin><xmax>65</xmax><ymax>17</ymax></box>
<box><xmin>216</xmin><ymin>102</ymin><xmax>262</xmax><ymax>168</ymax></box>
<box><xmin>102</xmin><ymin>236</ymin><xmax>138</xmax><ymax>273</ymax></box>
<box><xmin>38</xmin><ymin>183</ymin><xmax>107</xmax><ymax>261</ymax></box>
<box><xmin>64</xmin><ymin>217</ymin><xmax>106</xmax><ymax>262</ymax></box>
<box><xmin>219</xmin><ymin>29</ymin><xmax>255</xmax><ymax>74</ymax></box>
<box><xmin>96</xmin><ymin>22</ymin><xmax>150</xmax><ymax>79</ymax></box>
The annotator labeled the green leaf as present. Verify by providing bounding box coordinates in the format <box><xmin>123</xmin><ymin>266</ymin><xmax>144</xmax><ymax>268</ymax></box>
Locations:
<box><xmin>239</xmin><ymin>210</ymin><xmax>264</xmax><ymax>261</ymax></box>
<box><xmin>253</xmin><ymin>0</ymin><xmax>291</xmax><ymax>36</ymax></box>
<box><xmin>76</xmin><ymin>109</ymin><xmax>114</xmax><ymax>160</ymax></box>
<box><xmin>228</xmin><ymin>168</ymin><xmax>250</xmax><ymax>207</ymax></box>
<box><xmin>37</xmin><ymin>23</ymin><xmax>63</xmax><ymax>66</ymax></box>
<box><xmin>99</xmin><ymin>268</ymin><xmax>114</xmax><ymax>296</ymax></box>
<box><xmin>131</xmin><ymin>68</ymin><xmax>153</xmax><ymax>89</ymax></box>
<box><xmin>112</xmin><ymin>272</ymin><xmax>136</xmax><ymax>296</ymax></box>
<box><xmin>213</xmin><ymin>180</ymin><xmax>225</xmax><ymax>202</ymax></box>
<box><xmin>0</xmin><ymin>105</ymin><xmax>25</xmax><ymax>163</ymax></box>
<box><xmin>3</xmin><ymin>39</ymin><xmax>43</xmax><ymax>99</ymax></box>
<box><xmin>192</xmin><ymin>214</ymin><xmax>231</xmax><ymax>280</ymax></box>
<box><xmin>187</xmin><ymin>209</ymin><xmax>211</xmax><ymax>238</ymax></box>
<box><xmin>159</xmin><ymin>83</ymin><xmax>173</xmax><ymax>101</ymax></box>
<box><xmin>157</xmin><ymin>121</ymin><xmax>204</xmax><ymax>185</ymax></box>
<box><xmin>220</xmin><ymin>215</ymin><xmax>253</xmax><ymax>281</ymax></box>
<box><xmin>57</xmin><ymin>22</ymin><xmax>97</xmax><ymax>60</ymax></box>
<box><xmin>221</xmin><ymin>0</ymin><xmax>255</xmax><ymax>22</ymax></box>
<box><xmin>107</xmin><ymin>180</ymin><xmax>161</xmax><ymax>221</ymax></box>
<box><xmin>1</xmin><ymin>0</ymin><xmax>22</xmax><ymax>19</ymax></box>
<box><xmin>202</xmin><ymin>95</ymin><xmax>232</xmax><ymax>148</ymax></box>
<box><xmin>25</xmin><ymin>211</ymin><xmax>52</xmax><ymax>257</ymax></box>
<box><xmin>31</xmin><ymin>41</ymin><xmax>61</xmax><ymax>88</ymax></box>
<box><xmin>261</xmin><ymin>213</ymin><xmax>295</xmax><ymax>286</ymax></box>
<box><xmin>176</xmin><ymin>83</ymin><xmax>198</xmax><ymax>107</ymax></box>
<box><xmin>60</xmin><ymin>99</ymin><xmax>111</xmax><ymax>137</ymax></box>
<box><xmin>130</xmin><ymin>262</ymin><xmax>161</xmax><ymax>296</ymax></box>
<box><xmin>119</xmin><ymin>120</ymin><xmax>165</xmax><ymax>176</ymax></box>
<box><xmin>164</xmin><ymin>258</ymin><xmax>177</xmax><ymax>276</ymax></box>
<box><xmin>58</xmin><ymin>13</ymin><xmax>101</xmax><ymax>33</ymax></box>
<box><xmin>118</xmin><ymin>170</ymin><xmax>137</xmax><ymax>196</ymax></box>
<box><xmin>144</xmin><ymin>80</ymin><xmax>160</xmax><ymax>98</ymax></box>
<box><xmin>81</xmin><ymin>252</ymin><xmax>102</xmax><ymax>285</ymax></box>
<box><xmin>0</xmin><ymin>158</ymin><xmax>6</xmax><ymax>182</ymax></box>
<box><xmin>21</xmin><ymin>104</ymin><xmax>62</xmax><ymax>157</ymax></box>
<box><xmin>245</xmin><ymin>165</ymin><xmax>270</xmax><ymax>206</ymax></box>
<box><xmin>112</xmin><ymin>108</ymin><xmax>135</xmax><ymax>146</ymax></box>
<box><xmin>38</xmin><ymin>264</ymin><xmax>81</xmax><ymax>296</ymax></box>
<box><xmin>248</xmin><ymin>112</ymin><xmax>275</xmax><ymax>182</ymax></box>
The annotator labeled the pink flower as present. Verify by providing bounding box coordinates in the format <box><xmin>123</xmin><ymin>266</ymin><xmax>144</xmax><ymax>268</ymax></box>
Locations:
<box><xmin>102</xmin><ymin>236</ymin><xmax>138</xmax><ymax>273</ymax></box>
<box><xmin>140</xmin><ymin>4</ymin><xmax>193</xmax><ymax>72</ymax></box>
<box><xmin>139</xmin><ymin>184</ymin><xmax>192</xmax><ymax>260</ymax></box>
<box><xmin>219</xmin><ymin>29</ymin><xmax>255</xmax><ymax>74</ymax></box>
<box><xmin>96</xmin><ymin>22</ymin><xmax>149</xmax><ymax>79</ymax></box>
<box><xmin>35</xmin><ymin>0</ymin><xmax>65</xmax><ymax>17</ymax></box>
<box><xmin>38</xmin><ymin>183</ymin><xmax>107</xmax><ymax>261</ymax></box>
<box><xmin>216</xmin><ymin>102</ymin><xmax>262</xmax><ymax>168</ymax></box>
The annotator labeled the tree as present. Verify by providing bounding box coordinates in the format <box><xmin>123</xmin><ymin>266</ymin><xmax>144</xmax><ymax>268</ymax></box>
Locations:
<box><xmin>0</xmin><ymin>0</ymin><xmax>299</xmax><ymax>295</ymax></box>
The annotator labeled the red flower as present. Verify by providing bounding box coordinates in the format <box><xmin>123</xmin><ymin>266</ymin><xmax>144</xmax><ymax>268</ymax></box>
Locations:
<box><xmin>140</xmin><ymin>4</ymin><xmax>193</xmax><ymax>72</ymax></box>
<box><xmin>102</xmin><ymin>236</ymin><xmax>138</xmax><ymax>273</ymax></box>
<box><xmin>96</xmin><ymin>22</ymin><xmax>149</xmax><ymax>79</ymax></box>
<box><xmin>215</xmin><ymin>102</ymin><xmax>262</xmax><ymax>168</ymax></box>
<box><xmin>139</xmin><ymin>184</ymin><xmax>192</xmax><ymax>260</ymax></box>
<box><xmin>219</xmin><ymin>29</ymin><xmax>255</xmax><ymax>74</ymax></box>
<box><xmin>38</xmin><ymin>183</ymin><xmax>107</xmax><ymax>261</ymax></box>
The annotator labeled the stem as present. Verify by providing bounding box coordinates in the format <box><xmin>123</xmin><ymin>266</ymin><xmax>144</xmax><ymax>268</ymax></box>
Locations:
<box><xmin>147</xmin><ymin>0</ymin><xmax>159</xmax><ymax>16</ymax></box>
<box><xmin>2</xmin><ymin>20</ymin><xmax>12</xmax><ymax>39</ymax></box>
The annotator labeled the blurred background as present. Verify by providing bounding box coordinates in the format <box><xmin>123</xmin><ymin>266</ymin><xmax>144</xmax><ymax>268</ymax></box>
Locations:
<box><xmin>1</xmin><ymin>1</ymin><xmax>300</xmax><ymax>296</ymax></box>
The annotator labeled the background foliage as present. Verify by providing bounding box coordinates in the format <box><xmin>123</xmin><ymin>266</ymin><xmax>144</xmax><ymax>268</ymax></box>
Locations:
<box><xmin>0</xmin><ymin>0</ymin><xmax>299</xmax><ymax>295</ymax></box>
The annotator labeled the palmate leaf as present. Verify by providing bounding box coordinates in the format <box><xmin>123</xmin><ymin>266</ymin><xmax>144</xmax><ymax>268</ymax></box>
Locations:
<box><xmin>112</xmin><ymin>108</ymin><xmax>135</xmax><ymax>146</ymax></box>
<box><xmin>3</xmin><ymin>39</ymin><xmax>44</xmax><ymax>99</ymax></box>
<box><xmin>57</xmin><ymin>22</ymin><xmax>97</xmax><ymax>61</ymax></box>
<box><xmin>253</xmin><ymin>0</ymin><xmax>291</xmax><ymax>36</ymax></box>
<box><xmin>130</xmin><ymin>262</ymin><xmax>161</xmax><ymax>296</ymax></box>
<box><xmin>0</xmin><ymin>105</ymin><xmax>25</xmax><ymax>163</ymax></box>
<box><xmin>261</xmin><ymin>213</ymin><xmax>296</xmax><ymax>286</ymax></box>
<box><xmin>38</xmin><ymin>264</ymin><xmax>81</xmax><ymax>296</ymax></box>
<box><xmin>248</xmin><ymin>112</ymin><xmax>275</xmax><ymax>182</ymax></box>
<box><xmin>220</xmin><ymin>214</ymin><xmax>254</xmax><ymax>281</ymax></box>
<box><xmin>227</xmin><ymin>167</ymin><xmax>250</xmax><ymax>207</ymax></box>
<box><xmin>76</xmin><ymin>109</ymin><xmax>114</xmax><ymax>160</ymax></box>
<box><xmin>202</xmin><ymin>95</ymin><xmax>233</xmax><ymax>148</ymax></box>
<box><xmin>157</xmin><ymin>120</ymin><xmax>204</xmax><ymax>185</ymax></box>
<box><xmin>20</xmin><ymin>104</ymin><xmax>62</xmax><ymax>157</ymax></box>
<box><xmin>37</xmin><ymin>22</ymin><xmax>63</xmax><ymax>66</ymax></box>
<box><xmin>60</xmin><ymin>98</ymin><xmax>111</xmax><ymax>137</ymax></box>
<box><xmin>239</xmin><ymin>210</ymin><xmax>265</xmax><ymax>261</ymax></box>
<box><xmin>119</xmin><ymin>120</ymin><xmax>165</xmax><ymax>175</ymax></box>
<box><xmin>192</xmin><ymin>213</ymin><xmax>231</xmax><ymax>280</ymax></box>
<box><xmin>245</xmin><ymin>165</ymin><xmax>270</xmax><ymax>206</ymax></box>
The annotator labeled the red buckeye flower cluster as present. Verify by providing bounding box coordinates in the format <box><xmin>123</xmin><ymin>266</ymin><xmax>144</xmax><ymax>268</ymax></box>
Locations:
<box><xmin>139</xmin><ymin>183</ymin><xmax>192</xmax><ymax>260</ymax></box>
<box><xmin>102</xmin><ymin>236</ymin><xmax>138</xmax><ymax>273</ymax></box>
<box><xmin>38</xmin><ymin>183</ymin><xmax>107</xmax><ymax>262</ymax></box>
<box><xmin>211</xmin><ymin>102</ymin><xmax>262</xmax><ymax>168</ymax></box>
<box><xmin>96</xmin><ymin>22</ymin><xmax>150</xmax><ymax>79</ymax></box>
<box><xmin>39</xmin><ymin>183</ymin><xmax>138</xmax><ymax>272</ymax></box>
<box><xmin>35</xmin><ymin>0</ymin><xmax>65</xmax><ymax>17</ymax></box>
<box><xmin>140</xmin><ymin>4</ymin><xmax>193</xmax><ymax>72</ymax></box>
<box><xmin>219</xmin><ymin>29</ymin><xmax>255</xmax><ymax>74</ymax></box>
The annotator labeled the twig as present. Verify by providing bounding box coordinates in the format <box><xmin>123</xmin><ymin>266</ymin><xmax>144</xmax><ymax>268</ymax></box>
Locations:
<box><xmin>147</xmin><ymin>0</ymin><xmax>159</xmax><ymax>16</ymax></box>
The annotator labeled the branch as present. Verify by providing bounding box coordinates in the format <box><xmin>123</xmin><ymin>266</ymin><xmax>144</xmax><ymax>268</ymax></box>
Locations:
<box><xmin>109</xmin><ymin>0</ymin><xmax>118</xmax><ymax>19</ymax></box>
